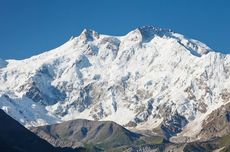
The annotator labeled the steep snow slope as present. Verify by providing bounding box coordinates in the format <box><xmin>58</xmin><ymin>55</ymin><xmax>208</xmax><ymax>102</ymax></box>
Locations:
<box><xmin>0</xmin><ymin>26</ymin><xmax>230</xmax><ymax>141</ymax></box>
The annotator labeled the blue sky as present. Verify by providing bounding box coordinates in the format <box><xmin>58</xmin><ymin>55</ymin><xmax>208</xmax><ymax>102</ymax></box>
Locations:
<box><xmin>0</xmin><ymin>0</ymin><xmax>230</xmax><ymax>59</ymax></box>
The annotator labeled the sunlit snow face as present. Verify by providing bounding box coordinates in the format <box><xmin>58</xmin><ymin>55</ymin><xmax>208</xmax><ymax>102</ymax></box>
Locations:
<box><xmin>0</xmin><ymin>26</ymin><xmax>229</xmax><ymax>141</ymax></box>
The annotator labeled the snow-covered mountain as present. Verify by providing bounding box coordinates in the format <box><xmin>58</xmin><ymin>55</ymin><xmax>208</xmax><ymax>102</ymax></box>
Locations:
<box><xmin>1</xmin><ymin>26</ymin><xmax>230</xmax><ymax>142</ymax></box>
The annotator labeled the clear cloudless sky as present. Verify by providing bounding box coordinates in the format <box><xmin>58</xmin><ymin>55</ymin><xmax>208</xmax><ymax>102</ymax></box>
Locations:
<box><xmin>0</xmin><ymin>0</ymin><xmax>230</xmax><ymax>59</ymax></box>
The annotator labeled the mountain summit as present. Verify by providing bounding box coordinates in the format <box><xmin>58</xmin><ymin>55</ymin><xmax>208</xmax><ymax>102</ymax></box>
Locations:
<box><xmin>0</xmin><ymin>26</ymin><xmax>229</xmax><ymax>142</ymax></box>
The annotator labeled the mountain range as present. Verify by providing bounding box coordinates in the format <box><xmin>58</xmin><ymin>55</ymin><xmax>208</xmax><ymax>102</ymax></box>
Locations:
<box><xmin>0</xmin><ymin>26</ymin><xmax>230</xmax><ymax>147</ymax></box>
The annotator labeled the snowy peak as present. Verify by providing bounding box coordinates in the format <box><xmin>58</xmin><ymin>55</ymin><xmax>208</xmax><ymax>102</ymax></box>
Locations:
<box><xmin>122</xmin><ymin>25</ymin><xmax>212</xmax><ymax>57</ymax></box>
<box><xmin>123</xmin><ymin>26</ymin><xmax>173</xmax><ymax>44</ymax></box>
<box><xmin>79</xmin><ymin>28</ymin><xmax>100</xmax><ymax>42</ymax></box>
<box><xmin>138</xmin><ymin>25</ymin><xmax>173</xmax><ymax>33</ymax></box>
<box><xmin>138</xmin><ymin>25</ymin><xmax>173</xmax><ymax>42</ymax></box>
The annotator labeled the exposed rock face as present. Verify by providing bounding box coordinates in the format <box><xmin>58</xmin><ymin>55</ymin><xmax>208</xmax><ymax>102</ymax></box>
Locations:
<box><xmin>220</xmin><ymin>89</ymin><xmax>230</xmax><ymax>102</ymax></box>
<box><xmin>161</xmin><ymin>113</ymin><xmax>188</xmax><ymax>139</ymax></box>
<box><xmin>197</xmin><ymin>102</ymin><xmax>230</xmax><ymax>140</ymax></box>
